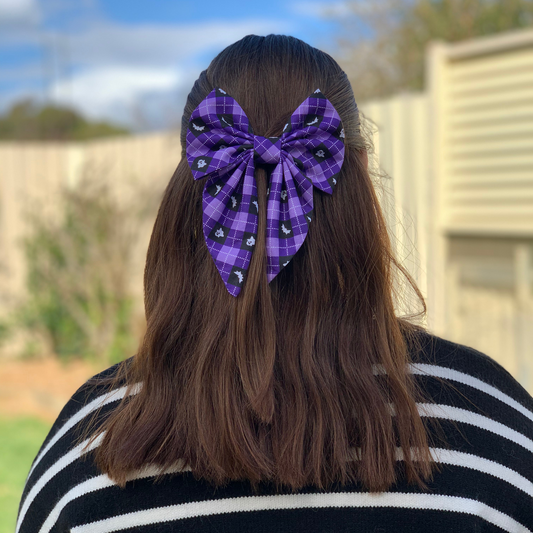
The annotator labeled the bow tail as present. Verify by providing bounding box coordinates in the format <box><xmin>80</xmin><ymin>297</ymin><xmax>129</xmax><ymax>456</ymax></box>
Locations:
<box><xmin>202</xmin><ymin>157</ymin><xmax>258</xmax><ymax>296</ymax></box>
<box><xmin>265</xmin><ymin>158</ymin><xmax>315</xmax><ymax>283</ymax></box>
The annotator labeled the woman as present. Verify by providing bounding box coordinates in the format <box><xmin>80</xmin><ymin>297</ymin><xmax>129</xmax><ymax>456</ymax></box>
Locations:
<box><xmin>17</xmin><ymin>34</ymin><xmax>533</xmax><ymax>532</ymax></box>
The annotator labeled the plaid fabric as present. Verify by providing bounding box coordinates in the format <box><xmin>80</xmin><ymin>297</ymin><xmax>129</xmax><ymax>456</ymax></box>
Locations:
<box><xmin>186</xmin><ymin>87</ymin><xmax>345</xmax><ymax>296</ymax></box>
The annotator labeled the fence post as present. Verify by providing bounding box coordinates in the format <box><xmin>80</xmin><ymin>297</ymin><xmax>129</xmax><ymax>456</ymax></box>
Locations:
<box><xmin>515</xmin><ymin>243</ymin><xmax>533</xmax><ymax>392</ymax></box>
<box><xmin>426</xmin><ymin>41</ymin><xmax>449</xmax><ymax>337</ymax></box>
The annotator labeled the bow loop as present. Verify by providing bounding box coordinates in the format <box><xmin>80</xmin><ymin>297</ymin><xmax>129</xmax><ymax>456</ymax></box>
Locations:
<box><xmin>186</xmin><ymin>87</ymin><xmax>345</xmax><ymax>296</ymax></box>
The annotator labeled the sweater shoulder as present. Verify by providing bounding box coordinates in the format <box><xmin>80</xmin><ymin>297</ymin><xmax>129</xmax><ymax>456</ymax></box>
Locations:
<box><xmin>59</xmin><ymin>356</ymin><xmax>133</xmax><ymax>411</ymax></box>
<box><xmin>408</xmin><ymin>329</ymin><xmax>533</xmax><ymax>410</ymax></box>
<box><xmin>38</xmin><ymin>357</ymin><xmax>135</xmax><ymax>453</ymax></box>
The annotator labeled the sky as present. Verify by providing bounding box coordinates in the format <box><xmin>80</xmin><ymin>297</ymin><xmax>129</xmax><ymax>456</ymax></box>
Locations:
<box><xmin>0</xmin><ymin>0</ymin><xmax>355</xmax><ymax>131</ymax></box>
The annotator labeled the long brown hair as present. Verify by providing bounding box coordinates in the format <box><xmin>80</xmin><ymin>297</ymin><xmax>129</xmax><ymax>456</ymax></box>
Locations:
<box><xmin>78</xmin><ymin>34</ymin><xmax>435</xmax><ymax>493</ymax></box>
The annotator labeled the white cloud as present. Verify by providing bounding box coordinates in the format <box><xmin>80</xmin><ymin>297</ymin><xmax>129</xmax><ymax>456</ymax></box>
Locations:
<box><xmin>61</xmin><ymin>19</ymin><xmax>292</xmax><ymax>67</ymax></box>
<box><xmin>0</xmin><ymin>18</ymin><xmax>293</xmax><ymax>63</ymax></box>
<box><xmin>49</xmin><ymin>65</ymin><xmax>184</xmax><ymax>125</ymax></box>
<box><xmin>52</xmin><ymin>18</ymin><xmax>294</xmax><ymax>127</ymax></box>
<box><xmin>0</xmin><ymin>0</ymin><xmax>40</xmax><ymax>24</ymax></box>
<box><xmin>289</xmin><ymin>1</ymin><xmax>354</xmax><ymax>18</ymax></box>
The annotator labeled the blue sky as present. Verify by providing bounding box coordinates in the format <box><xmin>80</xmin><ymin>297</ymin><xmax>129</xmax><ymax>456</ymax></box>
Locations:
<box><xmin>0</xmin><ymin>0</ymin><xmax>355</xmax><ymax>130</ymax></box>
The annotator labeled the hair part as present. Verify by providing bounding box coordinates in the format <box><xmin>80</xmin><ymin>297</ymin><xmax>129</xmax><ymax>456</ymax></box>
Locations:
<box><xmin>78</xmin><ymin>34</ymin><xmax>436</xmax><ymax>493</ymax></box>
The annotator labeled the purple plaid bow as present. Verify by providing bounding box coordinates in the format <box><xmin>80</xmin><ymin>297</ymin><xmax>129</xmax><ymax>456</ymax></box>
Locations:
<box><xmin>186</xmin><ymin>87</ymin><xmax>345</xmax><ymax>296</ymax></box>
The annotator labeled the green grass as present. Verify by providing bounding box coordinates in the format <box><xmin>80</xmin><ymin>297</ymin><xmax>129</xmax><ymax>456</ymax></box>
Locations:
<box><xmin>0</xmin><ymin>417</ymin><xmax>51</xmax><ymax>533</ymax></box>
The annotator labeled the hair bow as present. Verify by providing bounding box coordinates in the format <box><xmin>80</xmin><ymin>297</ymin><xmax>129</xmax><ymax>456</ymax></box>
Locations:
<box><xmin>186</xmin><ymin>87</ymin><xmax>345</xmax><ymax>296</ymax></box>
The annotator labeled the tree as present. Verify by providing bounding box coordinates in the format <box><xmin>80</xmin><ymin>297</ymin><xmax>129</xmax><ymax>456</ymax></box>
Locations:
<box><xmin>336</xmin><ymin>0</ymin><xmax>533</xmax><ymax>101</ymax></box>
<box><xmin>0</xmin><ymin>99</ymin><xmax>130</xmax><ymax>141</ymax></box>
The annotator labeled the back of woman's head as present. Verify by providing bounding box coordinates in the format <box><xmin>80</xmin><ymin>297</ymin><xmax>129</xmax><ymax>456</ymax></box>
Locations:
<box><xmin>82</xmin><ymin>34</ymin><xmax>434</xmax><ymax>494</ymax></box>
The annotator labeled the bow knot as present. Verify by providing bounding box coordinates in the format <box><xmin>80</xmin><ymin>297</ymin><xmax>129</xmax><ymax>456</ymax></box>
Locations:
<box><xmin>254</xmin><ymin>135</ymin><xmax>281</xmax><ymax>165</ymax></box>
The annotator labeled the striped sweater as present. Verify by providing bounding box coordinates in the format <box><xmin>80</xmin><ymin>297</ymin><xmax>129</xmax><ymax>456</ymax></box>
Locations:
<box><xmin>16</xmin><ymin>332</ymin><xmax>533</xmax><ymax>533</ymax></box>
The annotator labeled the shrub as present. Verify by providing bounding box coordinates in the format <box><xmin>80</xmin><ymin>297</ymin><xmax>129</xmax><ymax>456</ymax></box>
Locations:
<box><xmin>17</xmin><ymin>169</ymin><xmax>158</xmax><ymax>365</ymax></box>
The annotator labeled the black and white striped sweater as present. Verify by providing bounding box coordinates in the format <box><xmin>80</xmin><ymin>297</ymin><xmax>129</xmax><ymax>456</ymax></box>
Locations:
<box><xmin>16</xmin><ymin>332</ymin><xmax>533</xmax><ymax>532</ymax></box>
